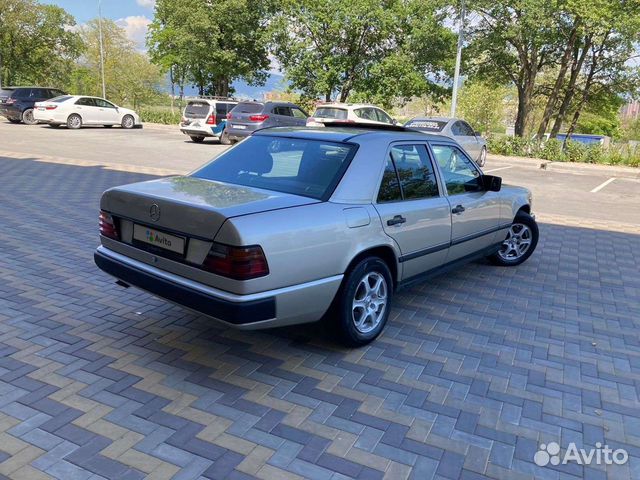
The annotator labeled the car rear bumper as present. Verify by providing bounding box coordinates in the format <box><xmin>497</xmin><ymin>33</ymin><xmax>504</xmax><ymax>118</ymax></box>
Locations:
<box><xmin>180</xmin><ymin>124</ymin><xmax>217</xmax><ymax>137</ymax></box>
<box><xmin>94</xmin><ymin>246</ymin><xmax>342</xmax><ymax>330</ymax></box>
<box><xmin>0</xmin><ymin>105</ymin><xmax>21</xmax><ymax>120</ymax></box>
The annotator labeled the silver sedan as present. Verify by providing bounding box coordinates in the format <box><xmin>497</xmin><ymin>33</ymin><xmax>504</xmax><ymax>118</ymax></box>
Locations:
<box><xmin>405</xmin><ymin>117</ymin><xmax>488</xmax><ymax>166</ymax></box>
<box><xmin>95</xmin><ymin>125</ymin><xmax>537</xmax><ymax>346</ymax></box>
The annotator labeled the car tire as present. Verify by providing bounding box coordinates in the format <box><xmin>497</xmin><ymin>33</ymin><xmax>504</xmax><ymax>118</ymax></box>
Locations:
<box><xmin>219</xmin><ymin>131</ymin><xmax>231</xmax><ymax>145</ymax></box>
<box><xmin>332</xmin><ymin>257</ymin><xmax>393</xmax><ymax>347</ymax></box>
<box><xmin>121</xmin><ymin>115</ymin><xmax>135</xmax><ymax>129</ymax></box>
<box><xmin>190</xmin><ymin>136</ymin><xmax>205</xmax><ymax>143</ymax></box>
<box><xmin>67</xmin><ymin>114</ymin><xmax>82</xmax><ymax>130</ymax></box>
<box><xmin>8</xmin><ymin>119</ymin><xmax>21</xmax><ymax>124</ymax></box>
<box><xmin>489</xmin><ymin>212</ymin><xmax>539</xmax><ymax>266</ymax></box>
<box><xmin>477</xmin><ymin>147</ymin><xmax>487</xmax><ymax>167</ymax></box>
<box><xmin>22</xmin><ymin>108</ymin><xmax>37</xmax><ymax>125</ymax></box>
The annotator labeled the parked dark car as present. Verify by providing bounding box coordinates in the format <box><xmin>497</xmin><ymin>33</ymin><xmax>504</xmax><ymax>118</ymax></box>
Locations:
<box><xmin>0</xmin><ymin>87</ymin><xmax>66</xmax><ymax>125</ymax></box>
<box><xmin>225</xmin><ymin>101</ymin><xmax>308</xmax><ymax>143</ymax></box>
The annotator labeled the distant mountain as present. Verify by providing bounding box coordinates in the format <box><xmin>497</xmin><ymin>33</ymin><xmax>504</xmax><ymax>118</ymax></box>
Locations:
<box><xmin>178</xmin><ymin>72</ymin><xmax>288</xmax><ymax>100</ymax></box>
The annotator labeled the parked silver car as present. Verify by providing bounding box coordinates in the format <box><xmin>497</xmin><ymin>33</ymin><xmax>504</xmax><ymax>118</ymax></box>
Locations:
<box><xmin>225</xmin><ymin>101</ymin><xmax>309</xmax><ymax>143</ymax></box>
<box><xmin>405</xmin><ymin>117</ymin><xmax>488</xmax><ymax>166</ymax></box>
<box><xmin>95</xmin><ymin>124</ymin><xmax>537</xmax><ymax>346</ymax></box>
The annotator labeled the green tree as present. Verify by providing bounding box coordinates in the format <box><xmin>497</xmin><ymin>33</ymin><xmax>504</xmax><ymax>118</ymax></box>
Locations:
<box><xmin>456</xmin><ymin>81</ymin><xmax>509</xmax><ymax>135</ymax></box>
<box><xmin>0</xmin><ymin>0</ymin><xmax>82</xmax><ymax>88</ymax></box>
<box><xmin>79</xmin><ymin>19</ymin><xmax>162</xmax><ymax>107</ymax></box>
<box><xmin>147</xmin><ymin>0</ymin><xmax>271</xmax><ymax>97</ymax></box>
<box><xmin>269</xmin><ymin>0</ymin><xmax>455</xmax><ymax>108</ymax></box>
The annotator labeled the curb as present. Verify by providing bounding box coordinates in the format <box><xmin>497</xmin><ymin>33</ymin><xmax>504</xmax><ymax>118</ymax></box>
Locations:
<box><xmin>488</xmin><ymin>154</ymin><xmax>640</xmax><ymax>178</ymax></box>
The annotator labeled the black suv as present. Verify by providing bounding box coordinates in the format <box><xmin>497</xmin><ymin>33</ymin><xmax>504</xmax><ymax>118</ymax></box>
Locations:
<box><xmin>0</xmin><ymin>87</ymin><xmax>66</xmax><ymax>125</ymax></box>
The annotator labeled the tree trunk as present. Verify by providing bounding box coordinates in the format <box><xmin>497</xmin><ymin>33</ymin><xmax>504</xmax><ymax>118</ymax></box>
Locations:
<box><xmin>536</xmin><ymin>19</ymin><xmax>581</xmax><ymax>140</ymax></box>
<box><xmin>325</xmin><ymin>91</ymin><xmax>331</xmax><ymax>102</ymax></box>
<box><xmin>565</xmin><ymin>43</ymin><xmax>602</xmax><ymax>143</ymax></box>
<box><xmin>550</xmin><ymin>35</ymin><xmax>592</xmax><ymax>138</ymax></box>
<box><xmin>169</xmin><ymin>66</ymin><xmax>175</xmax><ymax>114</ymax></box>
<box><xmin>515</xmin><ymin>73</ymin><xmax>535</xmax><ymax>137</ymax></box>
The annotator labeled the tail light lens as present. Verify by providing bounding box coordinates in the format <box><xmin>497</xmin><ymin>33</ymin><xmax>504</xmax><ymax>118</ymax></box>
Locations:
<box><xmin>249</xmin><ymin>114</ymin><xmax>269</xmax><ymax>122</ymax></box>
<box><xmin>206</xmin><ymin>114</ymin><xmax>216</xmax><ymax>125</ymax></box>
<box><xmin>99</xmin><ymin>211</ymin><xmax>119</xmax><ymax>240</ymax></box>
<box><xmin>45</xmin><ymin>105</ymin><xmax>57</xmax><ymax>110</ymax></box>
<box><xmin>226</xmin><ymin>113</ymin><xmax>232</xmax><ymax>120</ymax></box>
<box><xmin>6</xmin><ymin>98</ymin><xmax>16</xmax><ymax>105</ymax></box>
<box><xmin>201</xmin><ymin>243</ymin><xmax>269</xmax><ymax>280</ymax></box>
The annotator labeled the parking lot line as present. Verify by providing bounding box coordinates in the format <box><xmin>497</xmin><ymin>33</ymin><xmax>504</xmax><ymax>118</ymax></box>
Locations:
<box><xmin>590</xmin><ymin>177</ymin><xmax>616</xmax><ymax>193</ymax></box>
<box><xmin>483</xmin><ymin>165</ymin><xmax>513</xmax><ymax>173</ymax></box>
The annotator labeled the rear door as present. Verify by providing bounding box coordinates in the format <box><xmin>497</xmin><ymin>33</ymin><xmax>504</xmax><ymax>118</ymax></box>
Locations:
<box><xmin>430</xmin><ymin>144</ymin><xmax>503</xmax><ymax>262</ymax></box>
<box><xmin>74</xmin><ymin>97</ymin><xmax>100</xmax><ymax>123</ymax></box>
<box><xmin>452</xmin><ymin>121</ymin><xmax>481</xmax><ymax>160</ymax></box>
<box><xmin>272</xmin><ymin>106</ymin><xmax>292</xmax><ymax>126</ymax></box>
<box><xmin>374</xmin><ymin>143</ymin><xmax>451</xmax><ymax>280</ymax></box>
<box><xmin>290</xmin><ymin>106</ymin><xmax>308</xmax><ymax>126</ymax></box>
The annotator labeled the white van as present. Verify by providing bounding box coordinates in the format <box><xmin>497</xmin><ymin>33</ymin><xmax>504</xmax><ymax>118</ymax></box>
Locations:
<box><xmin>180</xmin><ymin>97</ymin><xmax>238</xmax><ymax>144</ymax></box>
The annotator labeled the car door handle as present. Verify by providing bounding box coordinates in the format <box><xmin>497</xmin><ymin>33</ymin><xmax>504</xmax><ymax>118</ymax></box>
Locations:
<box><xmin>387</xmin><ymin>215</ymin><xmax>406</xmax><ymax>226</ymax></box>
<box><xmin>452</xmin><ymin>205</ymin><xmax>466</xmax><ymax>215</ymax></box>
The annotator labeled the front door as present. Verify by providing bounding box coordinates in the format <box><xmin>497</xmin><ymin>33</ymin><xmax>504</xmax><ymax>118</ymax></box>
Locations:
<box><xmin>374</xmin><ymin>144</ymin><xmax>452</xmax><ymax>280</ymax></box>
<box><xmin>95</xmin><ymin>99</ymin><xmax>120</xmax><ymax>124</ymax></box>
<box><xmin>430</xmin><ymin>144</ymin><xmax>503</xmax><ymax>262</ymax></box>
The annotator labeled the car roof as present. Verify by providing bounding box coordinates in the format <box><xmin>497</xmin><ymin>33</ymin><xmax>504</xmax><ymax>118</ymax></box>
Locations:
<box><xmin>253</xmin><ymin>126</ymin><xmax>455</xmax><ymax>143</ymax></box>
<box><xmin>315</xmin><ymin>103</ymin><xmax>382</xmax><ymax>109</ymax></box>
<box><xmin>409</xmin><ymin>116</ymin><xmax>456</xmax><ymax>123</ymax></box>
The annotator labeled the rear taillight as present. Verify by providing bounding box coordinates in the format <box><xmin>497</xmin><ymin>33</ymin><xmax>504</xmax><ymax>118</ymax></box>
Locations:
<box><xmin>201</xmin><ymin>243</ymin><xmax>269</xmax><ymax>280</ymax></box>
<box><xmin>226</xmin><ymin>113</ymin><xmax>232</xmax><ymax>120</ymax></box>
<box><xmin>206</xmin><ymin>114</ymin><xmax>216</xmax><ymax>125</ymax></box>
<box><xmin>6</xmin><ymin>98</ymin><xmax>16</xmax><ymax>105</ymax></box>
<box><xmin>99</xmin><ymin>211</ymin><xmax>118</xmax><ymax>240</ymax></box>
<box><xmin>249</xmin><ymin>114</ymin><xmax>269</xmax><ymax>122</ymax></box>
<box><xmin>45</xmin><ymin>106</ymin><xmax>57</xmax><ymax>110</ymax></box>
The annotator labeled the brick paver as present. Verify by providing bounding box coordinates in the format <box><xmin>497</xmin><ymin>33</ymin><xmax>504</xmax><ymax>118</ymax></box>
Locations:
<box><xmin>1</xmin><ymin>155</ymin><xmax>639</xmax><ymax>479</ymax></box>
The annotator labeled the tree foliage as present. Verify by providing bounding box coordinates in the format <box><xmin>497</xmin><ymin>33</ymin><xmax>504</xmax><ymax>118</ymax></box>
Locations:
<box><xmin>269</xmin><ymin>0</ymin><xmax>455</xmax><ymax>108</ymax></box>
<box><xmin>457</xmin><ymin>81</ymin><xmax>510</xmax><ymax>135</ymax></box>
<box><xmin>147</xmin><ymin>0</ymin><xmax>271</xmax><ymax>97</ymax></box>
<box><xmin>78</xmin><ymin>19</ymin><xmax>163</xmax><ymax>108</ymax></box>
<box><xmin>0</xmin><ymin>0</ymin><xmax>83</xmax><ymax>88</ymax></box>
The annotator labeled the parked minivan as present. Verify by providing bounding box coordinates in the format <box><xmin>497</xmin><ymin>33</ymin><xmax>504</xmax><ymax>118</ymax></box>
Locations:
<box><xmin>225</xmin><ymin>101</ymin><xmax>309</xmax><ymax>143</ymax></box>
<box><xmin>0</xmin><ymin>86</ymin><xmax>66</xmax><ymax>125</ymax></box>
<box><xmin>179</xmin><ymin>97</ymin><xmax>238</xmax><ymax>144</ymax></box>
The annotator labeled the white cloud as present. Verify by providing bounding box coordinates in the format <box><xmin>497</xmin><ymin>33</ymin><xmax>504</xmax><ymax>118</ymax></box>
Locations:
<box><xmin>136</xmin><ymin>0</ymin><xmax>156</xmax><ymax>8</ymax></box>
<box><xmin>116</xmin><ymin>15</ymin><xmax>151</xmax><ymax>51</ymax></box>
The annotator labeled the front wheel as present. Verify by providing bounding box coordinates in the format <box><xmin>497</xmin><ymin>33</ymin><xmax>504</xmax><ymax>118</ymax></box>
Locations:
<box><xmin>477</xmin><ymin>147</ymin><xmax>487</xmax><ymax>167</ymax></box>
<box><xmin>332</xmin><ymin>257</ymin><xmax>393</xmax><ymax>347</ymax></box>
<box><xmin>67</xmin><ymin>114</ymin><xmax>82</xmax><ymax>129</ymax></box>
<box><xmin>121</xmin><ymin>115</ymin><xmax>135</xmax><ymax>129</ymax></box>
<box><xmin>489</xmin><ymin>212</ymin><xmax>538</xmax><ymax>266</ymax></box>
<box><xmin>22</xmin><ymin>108</ymin><xmax>37</xmax><ymax>125</ymax></box>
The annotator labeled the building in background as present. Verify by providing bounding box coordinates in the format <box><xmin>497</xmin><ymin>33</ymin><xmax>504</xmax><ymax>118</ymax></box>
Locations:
<box><xmin>621</xmin><ymin>100</ymin><xmax>640</xmax><ymax>121</ymax></box>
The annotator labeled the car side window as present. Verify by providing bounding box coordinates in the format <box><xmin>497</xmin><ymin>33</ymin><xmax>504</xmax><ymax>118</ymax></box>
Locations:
<box><xmin>375</xmin><ymin>109</ymin><xmax>392</xmax><ymax>124</ymax></box>
<box><xmin>451</xmin><ymin>121</ymin><xmax>463</xmax><ymax>135</ymax></box>
<box><xmin>274</xmin><ymin>106</ymin><xmax>292</xmax><ymax>116</ymax></box>
<box><xmin>377</xmin><ymin>157</ymin><xmax>402</xmax><ymax>203</ymax></box>
<box><xmin>355</xmin><ymin>108</ymin><xmax>376</xmax><ymax>121</ymax></box>
<box><xmin>459</xmin><ymin>121</ymin><xmax>475</xmax><ymax>136</ymax></box>
<box><xmin>95</xmin><ymin>99</ymin><xmax>115</xmax><ymax>108</ymax></box>
<box><xmin>76</xmin><ymin>97</ymin><xmax>96</xmax><ymax>107</ymax></box>
<box><xmin>391</xmin><ymin>145</ymin><xmax>439</xmax><ymax>200</ymax></box>
<box><xmin>431</xmin><ymin>145</ymin><xmax>482</xmax><ymax>195</ymax></box>
<box><xmin>291</xmin><ymin>107</ymin><xmax>308</xmax><ymax>119</ymax></box>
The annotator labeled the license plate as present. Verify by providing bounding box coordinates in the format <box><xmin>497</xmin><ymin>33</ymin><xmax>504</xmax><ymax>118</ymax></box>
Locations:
<box><xmin>232</xmin><ymin>124</ymin><xmax>247</xmax><ymax>129</ymax></box>
<box><xmin>133</xmin><ymin>224</ymin><xmax>185</xmax><ymax>255</ymax></box>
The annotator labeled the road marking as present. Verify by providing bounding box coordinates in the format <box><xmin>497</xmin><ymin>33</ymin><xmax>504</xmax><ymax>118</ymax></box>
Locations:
<box><xmin>484</xmin><ymin>165</ymin><xmax>513</xmax><ymax>173</ymax></box>
<box><xmin>590</xmin><ymin>177</ymin><xmax>616</xmax><ymax>193</ymax></box>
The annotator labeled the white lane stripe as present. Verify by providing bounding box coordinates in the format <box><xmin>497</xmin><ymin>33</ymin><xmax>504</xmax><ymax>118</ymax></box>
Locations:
<box><xmin>590</xmin><ymin>177</ymin><xmax>616</xmax><ymax>193</ymax></box>
<box><xmin>483</xmin><ymin>165</ymin><xmax>513</xmax><ymax>173</ymax></box>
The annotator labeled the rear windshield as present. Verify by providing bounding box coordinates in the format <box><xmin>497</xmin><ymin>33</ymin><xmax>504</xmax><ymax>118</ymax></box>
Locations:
<box><xmin>184</xmin><ymin>102</ymin><xmax>210</xmax><ymax>118</ymax></box>
<box><xmin>232</xmin><ymin>102</ymin><xmax>263</xmax><ymax>113</ymax></box>
<box><xmin>0</xmin><ymin>89</ymin><xmax>15</xmax><ymax>98</ymax></box>
<box><xmin>313</xmin><ymin>107</ymin><xmax>348</xmax><ymax>120</ymax></box>
<box><xmin>192</xmin><ymin>136</ymin><xmax>356</xmax><ymax>200</ymax></box>
<box><xmin>50</xmin><ymin>95</ymin><xmax>72</xmax><ymax>103</ymax></box>
<box><xmin>405</xmin><ymin>119</ymin><xmax>447</xmax><ymax>132</ymax></box>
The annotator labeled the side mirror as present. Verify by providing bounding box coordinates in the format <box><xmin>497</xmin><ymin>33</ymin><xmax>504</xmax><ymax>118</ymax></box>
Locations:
<box><xmin>475</xmin><ymin>131</ymin><xmax>482</xmax><ymax>137</ymax></box>
<box><xmin>483</xmin><ymin>175</ymin><xmax>502</xmax><ymax>192</ymax></box>
<box><xmin>392</xmin><ymin>118</ymin><xmax>398</xmax><ymax>125</ymax></box>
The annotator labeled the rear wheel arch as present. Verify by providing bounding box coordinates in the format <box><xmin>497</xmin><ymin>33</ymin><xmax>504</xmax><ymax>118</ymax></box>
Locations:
<box><xmin>344</xmin><ymin>246</ymin><xmax>399</xmax><ymax>289</ymax></box>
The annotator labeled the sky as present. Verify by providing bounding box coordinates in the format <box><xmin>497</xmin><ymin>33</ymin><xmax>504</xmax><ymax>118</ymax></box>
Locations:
<box><xmin>39</xmin><ymin>0</ymin><xmax>156</xmax><ymax>50</ymax></box>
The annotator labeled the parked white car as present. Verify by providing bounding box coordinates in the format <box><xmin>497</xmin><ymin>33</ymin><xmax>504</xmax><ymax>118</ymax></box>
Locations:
<box><xmin>33</xmin><ymin>95</ymin><xmax>142</xmax><ymax>129</ymax></box>
<box><xmin>307</xmin><ymin>103</ymin><xmax>396</xmax><ymax>126</ymax></box>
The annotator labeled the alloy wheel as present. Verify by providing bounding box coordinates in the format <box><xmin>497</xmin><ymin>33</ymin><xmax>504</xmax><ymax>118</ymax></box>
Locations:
<box><xmin>351</xmin><ymin>272</ymin><xmax>388</xmax><ymax>334</ymax></box>
<box><xmin>498</xmin><ymin>223</ymin><xmax>532</xmax><ymax>261</ymax></box>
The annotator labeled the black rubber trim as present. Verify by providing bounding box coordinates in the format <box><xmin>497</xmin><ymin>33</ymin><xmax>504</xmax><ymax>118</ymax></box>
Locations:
<box><xmin>94</xmin><ymin>250</ymin><xmax>275</xmax><ymax>325</ymax></box>
<box><xmin>399</xmin><ymin>223</ymin><xmax>511</xmax><ymax>263</ymax></box>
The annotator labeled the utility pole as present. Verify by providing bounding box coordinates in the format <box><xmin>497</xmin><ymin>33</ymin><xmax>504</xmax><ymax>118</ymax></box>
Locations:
<box><xmin>450</xmin><ymin>0</ymin><xmax>465</xmax><ymax>118</ymax></box>
<box><xmin>98</xmin><ymin>0</ymin><xmax>107</xmax><ymax>99</ymax></box>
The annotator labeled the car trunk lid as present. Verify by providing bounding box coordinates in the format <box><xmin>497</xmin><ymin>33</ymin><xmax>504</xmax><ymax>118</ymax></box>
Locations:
<box><xmin>101</xmin><ymin>176</ymin><xmax>318</xmax><ymax>240</ymax></box>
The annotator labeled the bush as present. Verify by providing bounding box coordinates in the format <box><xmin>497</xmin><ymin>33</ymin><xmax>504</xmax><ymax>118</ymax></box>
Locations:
<box><xmin>139</xmin><ymin>108</ymin><xmax>182</xmax><ymax>125</ymax></box>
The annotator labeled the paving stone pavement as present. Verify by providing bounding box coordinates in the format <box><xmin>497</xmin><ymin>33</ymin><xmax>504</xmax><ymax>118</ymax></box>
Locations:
<box><xmin>1</xmin><ymin>155</ymin><xmax>640</xmax><ymax>480</ymax></box>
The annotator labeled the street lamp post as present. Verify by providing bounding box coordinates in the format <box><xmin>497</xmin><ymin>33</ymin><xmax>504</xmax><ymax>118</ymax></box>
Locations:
<box><xmin>450</xmin><ymin>0</ymin><xmax>465</xmax><ymax>118</ymax></box>
<box><xmin>98</xmin><ymin>0</ymin><xmax>106</xmax><ymax>99</ymax></box>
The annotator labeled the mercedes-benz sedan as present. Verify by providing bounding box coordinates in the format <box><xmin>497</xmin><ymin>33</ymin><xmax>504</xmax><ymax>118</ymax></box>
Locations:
<box><xmin>95</xmin><ymin>125</ymin><xmax>537</xmax><ymax>346</ymax></box>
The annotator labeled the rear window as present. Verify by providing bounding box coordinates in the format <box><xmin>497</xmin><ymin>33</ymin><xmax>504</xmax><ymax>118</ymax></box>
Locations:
<box><xmin>185</xmin><ymin>102</ymin><xmax>210</xmax><ymax>118</ymax></box>
<box><xmin>233</xmin><ymin>102</ymin><xmax>264</xmax><ymax>113</ymax></box>
<box><xmin>313</xmin><ymin>107</ymin><xmax>348</xmax><ymax>120</ymax></box>
<box><xmin>405</xmin><ymin>119</ymin><xmax>447</xmax><ymax>132</ymax></box>
<box><xmin>192</xmin><ymin>136</ymin><xmax>356</xmax><ymax>200</ymax></box>
<box><xmin>0</xmin><ymin>88</ymin><xmax>15</xmax><ymax>98</ymax></box>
